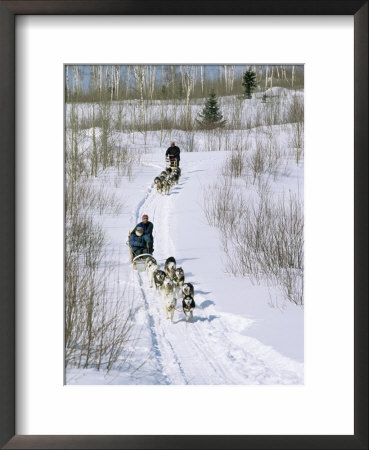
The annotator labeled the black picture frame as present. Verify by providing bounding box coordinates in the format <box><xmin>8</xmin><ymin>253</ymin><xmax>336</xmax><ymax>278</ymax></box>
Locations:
<box><xmin>0</xmin><ymin>1</ymin><xmax>367</xmax><ymax>449</ymax></box>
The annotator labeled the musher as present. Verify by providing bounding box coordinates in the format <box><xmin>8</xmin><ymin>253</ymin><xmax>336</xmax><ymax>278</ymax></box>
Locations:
<box><xmin>165</xmin><ymin>141</ymin><xmax>180</xmax><ymax>168</ymax></box>
<box><xmin>129</xmin><ymin>226</ymin><xmax>149</xmax><ymax>257</ymax></box>
<box><xmin>131</xmin><ymin>214</ymin><xmax>154</xmax><ymax>254</ymax></box>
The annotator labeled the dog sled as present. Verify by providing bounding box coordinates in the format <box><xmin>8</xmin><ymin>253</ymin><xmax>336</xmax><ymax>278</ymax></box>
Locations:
<box><xmin>132</xmin><ymin>253</ymin><xmax>153</xmax><ymax>272</ymax></box>
<box><xmin>127</xmin><ymin>231</ymin><xmax>153</xmax><ymax>271</ymax></box>
<box><xmin>166</xmin><ymin>155</ymin><xmax>178</xmax><ymax>169</ymax></box>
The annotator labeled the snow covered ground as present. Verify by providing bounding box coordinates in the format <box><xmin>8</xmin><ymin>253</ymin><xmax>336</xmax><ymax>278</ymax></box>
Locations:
<box><xmin>66</xmin><ymin>140</ymin><xmax>304</xmax><ymax>385</ymax></box>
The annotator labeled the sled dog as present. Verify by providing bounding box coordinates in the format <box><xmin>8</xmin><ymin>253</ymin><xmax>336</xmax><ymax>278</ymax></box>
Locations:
<box><xmin>161</xmin><ymin>178</ymin><xmax>170</xmax><ymax>195</ymax></box>
<box><xmin>145</xmin><ymin>255</ymin><xmax>157</xmax><ymax>269</ymax></box>
<box><xmin>154</xmin><ymin>176</ymin><xmax>162</xmax><ymax>193</ymax></box>
<box><xmin>146</xmin><ymin>261</ymin><xmax>159</xmax><ymax>288</ymax></box>
<box><xmin>163</xmin><ymin>178</ymin><xmax>171</xmax><ymax>195</ymax></box>
<box><xmin>173</xmin><ymin>267</ymin><xmax>185</xmax><ymax>296</ymax></box>
<box><xmin>182</xmin><ymin>282</ymin><xmax>194</xmax><ymax>297</ymax></box>
<box><xmin>153</xmin><ymin>270</ymin><xmax>166</xmax><ymax>289</ymax></box>
<box><xmin>182</xmin><ymin>295</ymin><xmax>196</xmax><ymax>321</ymax></box>
<box><xmin>161</xmin><ymin>277</ymin><xmax>174</xmax><ymax>297</ymax></box>
<box><xmin>171</xmin><ymin>172</ymin><xmax>179</xmax><ymax>185</ymax></box>
<box><xmin>164</xmin><ymin>257</ymin><xmax>176</xmax><ymax>279</ymax></box>
<box><xmin>164</xmin><ymin>296</ymin><xmax>177</xmax><ymax>322</ymax></box>
<box><xmin>161</xmin><ymin>278</ymin><xmax>176</xmax><ymax>322</ymax></box>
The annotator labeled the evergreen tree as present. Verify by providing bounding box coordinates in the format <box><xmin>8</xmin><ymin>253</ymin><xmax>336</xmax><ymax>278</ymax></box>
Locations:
<box><xmin>196</xmin><ymin>90</ymin><xmax>226</xmax><ymax>129</ymax></box>
<box><xmin>242</xmin><ymin>69</ymin><xmax>257</xmax><ymax>99</ymax></box>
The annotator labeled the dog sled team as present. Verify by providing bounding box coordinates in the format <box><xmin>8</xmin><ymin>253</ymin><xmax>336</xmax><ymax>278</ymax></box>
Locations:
<box><xmin>128</xmin><ymin>143</ymin><xmax>195</xmax><ymax>322</ymax></box>
<box><xmin>154</xmin><ymin>166</ymin><xmax>181</xmax><ymax>195</ymax></box>
<box><xmin>145</xmin><ymin>254</ymin><xmax>196</xmax><ymax>323</ymax></box>
<box><xmin>127</xmin><ymin>214</ymin><xmax>195</xmax><ymax>323</ymax></box>
<box><xmin>154</xmin><ymin>142</ymin><xmax>181</xmax><ymax>195</ymax></box>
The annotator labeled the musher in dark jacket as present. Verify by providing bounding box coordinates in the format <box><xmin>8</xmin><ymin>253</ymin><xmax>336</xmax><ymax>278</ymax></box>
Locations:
<box><xmin>165</xmin><ymin>141</ymin><xmax>180</xmax><ymax>167</ymax></box>
<box><xmin>131</xmin><ymin>214</ymin><xmax>154</xmax><ymax>253</ymax></box>
<box><xmin>129</xmin><ymin>226</ymin><xmax>149</xmax><ymax>257</ymax></box>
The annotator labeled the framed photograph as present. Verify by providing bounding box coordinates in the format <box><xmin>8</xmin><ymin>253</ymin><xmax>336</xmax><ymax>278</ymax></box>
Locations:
<box><xmin>1</xmin><ymin>1</ymin><xmax>367</xmax><ymax>449</ymax></box>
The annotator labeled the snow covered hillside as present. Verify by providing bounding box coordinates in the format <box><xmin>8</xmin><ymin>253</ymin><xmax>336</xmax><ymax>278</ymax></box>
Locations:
<box><xmin>65</xmin><ymin>83</ymin><xmax>304</xmax><ymax>385</ymax></box>
<box><xmin>66</xmin><ymin>150</ymin><xmax>303</xmax><ymax>385</ymax></box>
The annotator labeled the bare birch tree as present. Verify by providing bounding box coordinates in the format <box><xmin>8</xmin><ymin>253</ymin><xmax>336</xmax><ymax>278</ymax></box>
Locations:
<box><xmin>200</xmin><ymin>65</ymin><xmax>204</xmax><ymax>94</ymax></box>
<box><xmin>171</xmin><ymin>65</ymin><xmax>176</xmax><ymax>98</ymax></box>
<box><xmin>145</xmin><ymin>65</ymin><xmax>157</xmax><ymax>101</ymax></box>
<box><xmin>133</xmin><ymin>66</ymin><xmax>146</xmax><ymax>131</ymax></box>
<box><xmin>265</xmin><ymin>65</ymin><xmax>269</xmax><ymax>90</ymax></box>
<box><xmin>114</xmin><ymin>65</ymin><xmax>121</xmax><ymax>101</ymax></box>
<box><xmin>98</xmin><ymin>65</ymin><xmax>103</xmax><ymax>101</ymax></box>
<box><xmin>224</xmin><ymin>65</ymin><xmax>235</xmax><ymax>94</ymax></box>
<box><xmin>183</xmin><ymin>65</ymin><xmax>195</xmax><ymax>129</ymax></box>
<box><xmin>125</xmin><ymin>65</ymin><xmax>131</xmax><ymax>98</ymax></box>
<box><xmin>270</xmin><ymin>66</ymin><xmax>274</xmax><ymax>89</ymax></box>
<box><xmin>258</xmin><ymin>65</ymin><xmax>263</xmax><ymax>83</ymax></box>
<box><xmin>72</xmin><ymin>66</ymin><xmax>82</xmax><ymax>99</ymax></box>
<box><xmin>65</xmin><ymin>66</ymin><xmax>71</xmax><ymax>101</ymax></box>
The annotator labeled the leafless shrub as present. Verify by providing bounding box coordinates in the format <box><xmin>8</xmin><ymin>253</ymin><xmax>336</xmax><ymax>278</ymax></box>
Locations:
<box><xmin>289</xmin><ymin>122</ymin><xmax>304</xmax><ymax>164</ymax></box>
<box><xmin>202</xmin><ymin>178</ymin><xmax>304</xmax><ymax>305</ymax></box>
<box><xmin>246</xmin><ymin>138</ymin><xmax>283</xmax><ymax>183</ymax></box>
<box><xmin>202</xmin><ymin>179</ymin><xmax>247</xmax><ymax>232</ymax></box>
<box><xmin>202</xmin><ymin>181</ymin><xmax>231</xmax><ymax>227</ymax></box>
<box><xmin>221</xmin><ymin>148</ymin><xmax>247</xmax><ymax>178</ymax></box>
<box><xmin>286</xmin><ymin>93</ymin><xmax>304</xmax><ymax>124</ymax></box>
<box><xmin>65</xmin><ymin>99</ymin><xmax>142</xmax><ymax>374</ymax></box>
<box><xmin>97</xmin><ymin>103</ymin><xmax>116</xmax><ymax>169</ymax></box>
<box><xmin>65</xmin><ymin>251</ymin><xmax>136</xmax><ymax>371</ymax></box>
<box><xmin>65</xmin><ymin>176</ymin><xmax>135</xmax><ymax>371</ymax></box>
<box><xmin>251</xmin><ymin>106</ymin><xmax>264</xmax><ymax>129</ymax></box>
<box><xmin>66</xmin><ymin>178</ymin><xmax>122</xmax><ymax>218</ymax></box>
<box><xmin>114</xmin><ymin>146</ymin><xmax>141</xmax><ymax>180</ymax></box>
<box><xmin>230</xmin><ymin>97</ymin><xmax>243</xmax><ymax>129</ymax></box>
<box><xmin>66</xmin><ymin>211</ymin><xmax>105</xmax><ymax>269</ymax></box>
<box><xmin>262</xmin><ymin>101</ymin><xmax>284</xmax><ymax>127</ymax></box>
<box><xmin>65</xmin><ymin>106</ymin><xmax>90</xmax><ymax>184</ymax></box>
<box><xmin>184</xmin><ymin>131</ymin><xmax>195</xmax><ymax>152</ymax></box>
<box><xmin>225</xmin><ymin>190</ymin><xmax>304</xmax><ymax>305</ymax></box>
<box><xmin>247</xmin><ymin>143</ymin><xmax>266</xmax><ymax>182</ymax></box>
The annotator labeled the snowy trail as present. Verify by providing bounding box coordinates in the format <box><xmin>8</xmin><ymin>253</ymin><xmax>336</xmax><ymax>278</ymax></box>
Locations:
<box><xmin>130</xmin><ymin>157</ymin><xmax>303</xmax><ymax>385</ymax></box>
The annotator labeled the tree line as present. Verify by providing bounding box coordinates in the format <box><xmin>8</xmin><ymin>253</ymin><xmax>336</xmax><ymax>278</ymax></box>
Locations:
<box><xmin>66</xmin><ymin>65</ymin><xmax>304</xmax><ymax>103</ymax></box>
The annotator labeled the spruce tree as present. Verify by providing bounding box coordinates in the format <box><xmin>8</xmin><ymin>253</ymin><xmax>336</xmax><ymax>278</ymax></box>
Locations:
<box><xmin>196</xmin><ymin>90</ymin><xmax>226</xmax><ymax>129</ymax></box>
<box><xmin>242</xmin><ymin>69</ymin><xmax>257</xmax><ymax>99</ymax></box>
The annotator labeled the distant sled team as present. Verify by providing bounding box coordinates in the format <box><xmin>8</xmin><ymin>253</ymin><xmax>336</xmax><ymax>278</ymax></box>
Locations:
<box><xmin>153</xmin><ymin>142</ymin><xmax>182</xmax><ymax>195</ymax></box>
<box><xmin>154</xmin><ymin>166</ymin><xmax>181</xmax><ymax>195</ymax></box>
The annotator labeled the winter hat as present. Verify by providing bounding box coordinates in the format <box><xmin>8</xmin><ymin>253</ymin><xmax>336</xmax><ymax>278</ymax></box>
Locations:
<box><xmin>142</xmin><ymin>214</ymin><xmax>149</xmax><ymax>219</ymax></box>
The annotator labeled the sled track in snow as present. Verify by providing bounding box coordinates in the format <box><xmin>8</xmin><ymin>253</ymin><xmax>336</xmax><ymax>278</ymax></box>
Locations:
<box><xmin>133</xmin><ymin>179</ymin><xmax>189</xmax><ymax>384</ymax></box>
<box><xmin>131</xmin><ymin>267</ymin><xmax>170</xmax><ymax>384</ymax></box>
<box><xmin>130</xmin><ymin>161</ymin><xmax>304</xmax><ymax>385</ymax></box>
